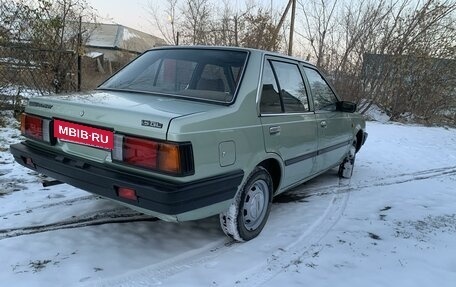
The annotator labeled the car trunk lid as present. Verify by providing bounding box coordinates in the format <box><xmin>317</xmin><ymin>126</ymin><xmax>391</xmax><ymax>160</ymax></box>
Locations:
<box><xmin>26</xmin><ymin>90</ymin><xmax>218</xmax><ymax>162</ymax></box>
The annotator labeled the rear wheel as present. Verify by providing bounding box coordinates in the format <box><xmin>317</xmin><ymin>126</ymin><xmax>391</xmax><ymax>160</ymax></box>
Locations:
<box><xmin>338</xmin><ymin>139</ymin><xmax>357</xmax><ymax>178</ymax></box>
<box><xmin>219</xmin><ymin>167</ymin><xmax>273</xmax><ymax>242</ymax></box>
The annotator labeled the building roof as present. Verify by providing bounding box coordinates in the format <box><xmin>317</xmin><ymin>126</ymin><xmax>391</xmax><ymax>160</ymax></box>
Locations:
<box><xmin>84</xmin><ymin>23</ymin><xmax>167</xmax><ymax>54</ymax></box>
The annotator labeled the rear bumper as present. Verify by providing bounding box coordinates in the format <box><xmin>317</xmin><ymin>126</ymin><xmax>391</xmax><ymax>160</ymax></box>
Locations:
<box><xmin>10</xmin><ymin>142</ymin><xmax>244</xmax><ymax>216</ymax></box>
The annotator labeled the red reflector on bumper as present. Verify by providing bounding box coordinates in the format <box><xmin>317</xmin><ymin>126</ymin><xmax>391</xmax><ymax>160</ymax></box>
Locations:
<box><xmin>117</xmin><ymin>187</ymin><xmax>138</xmax><ymax>201</ymax></box>
<box><xmin>24</xmin><ymin>157</ymin><xmax>36</xmax><ymax>168</ymax></box>
<box><xmin>26</xmin><ymin>157</ymin><xmax>34</xmax><ymax>166</ymax></box>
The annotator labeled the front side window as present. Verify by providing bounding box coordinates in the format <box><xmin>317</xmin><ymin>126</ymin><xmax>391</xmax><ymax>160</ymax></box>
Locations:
<box><xmin>304</xmin><ymin>67</ymin><xmax>338</xmax><ymax>111</ymax></box>
<box><xmin>100</xmin><ymin>49</ymin><xmax>248</xmax><ymax>103</ymax></box>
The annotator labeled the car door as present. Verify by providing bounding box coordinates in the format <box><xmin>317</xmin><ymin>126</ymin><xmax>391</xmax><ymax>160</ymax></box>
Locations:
<box><xmin>259</xmin><ymin>58</ymin><xmax>318</xmax><ymax>189</ymax></box>
<box><xmin>302</xmin><ymin>66</ymin><xmax>353</xmax><ymax>172</ymax></box>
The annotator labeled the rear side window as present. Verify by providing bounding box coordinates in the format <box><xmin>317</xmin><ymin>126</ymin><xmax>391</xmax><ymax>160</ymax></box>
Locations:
<box><xmin>260</xmin><ymin>59</ymin><xmax>309</xmax><ymax>114</ymax></box>
<box><xmin>260</xmin><ymin>61</ymin><xmax>282</xmax><ymax>114</ymax></box>
<box><xmin>303</xmin><ymin>67</ymin><xmax>338</xmax><ymax>111</ymax></box>
<box><xmin>271</xmin><ymin>61</ymin><xmax>309</xmax><ymax>112</ymax></box>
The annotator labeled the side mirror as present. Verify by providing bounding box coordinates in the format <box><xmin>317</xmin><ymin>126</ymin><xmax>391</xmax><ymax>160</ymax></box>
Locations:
<box><xmin>336</xmin><ymin>101</ymin><xmax>357</xmax><ymax>113</ymax></box>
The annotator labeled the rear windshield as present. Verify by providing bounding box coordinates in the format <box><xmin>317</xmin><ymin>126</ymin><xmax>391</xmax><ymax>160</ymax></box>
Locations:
<box><xmin>99</xmin><ymin>49</ymin><xmax>248</xmax><ymax>103</ymax></box>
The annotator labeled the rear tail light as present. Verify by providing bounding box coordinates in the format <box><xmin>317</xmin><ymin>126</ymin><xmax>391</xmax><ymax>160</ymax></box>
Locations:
<box><xmin>123</xmin><ymin>137</ymin><xmax>159</xmax><ymax>170</ymax></box>
<box><xmin>112</xmin><ymin>134</ymin><xmax>194</xmax><ymax>176</ymax></box>
<box><xmin>116</xmin><ymin>187</ymin><xmax>138</xmax><ymax>201</ymax></box>
<box><xmin>158</xmin><ymin>143</ymin><xmax>181</xmax><ymax>173</ymax></box>
<box><xmin>20</xmin><ymin>113</ymin><xmax>52</xmax><ymax>143</ymax></box>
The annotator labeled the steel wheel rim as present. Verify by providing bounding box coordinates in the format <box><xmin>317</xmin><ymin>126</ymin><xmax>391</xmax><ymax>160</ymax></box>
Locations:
<box><xmin>243</xmin><ymin>179</ymin><xmax>269</xmax><ymax>231</ymax></box>
<box><xmin>349</xmin><ymin>144</ymin><xmax>356</xmax><ymax>159</ymax></box>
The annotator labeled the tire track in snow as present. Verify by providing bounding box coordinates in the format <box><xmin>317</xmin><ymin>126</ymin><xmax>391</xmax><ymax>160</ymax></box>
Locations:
<box><xmin>0</xmin><ymin>209</ymin><xmax>156</xmax><ymax>240</ymax></box>
<box><xmin>0</xmin><ymin>195</ymin><xmax>97</xmax><ymax>218</ymax></box>
<box><xmin>226</xmin><ymin>166</ymin><xmax>456</xmax><ymax>287</ymax></box>
<box><xmin>83</xmin><ymin>165</ymin><xmax>455</xmax><ymax>287</ymax></box>
<box><xmin>291</xmin><ymin>165</ymin><xmax>456</xmax><ymax>199</ymax></box>
<box><xmin>87</xmin><ymin>180</ymin><xmax>352</xmax><ymax>287</ymax></box>
<box><xmin>86</xmin><ymin>237</ymin><xmax>237</xmax><ymax>287</ymax></box>
<box><xmin>3</xmin><ymin>165</ymin><xmax>453</xmax><ymax>225</ymax></box>
<box><xmin>3</xmin><ymin>166</ymin><xmax>455</xmax><ymax>284</ymax></box>
<box><xmin>223</xmin><ymin>177</ymin><xmax>350</xmax><ymax>287</ymax></box>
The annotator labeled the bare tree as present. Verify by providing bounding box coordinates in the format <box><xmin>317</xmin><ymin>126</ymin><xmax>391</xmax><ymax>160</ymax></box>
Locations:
<box><xmin>359</xmin><ymin>0</ymin><xmax>456</xmax><ymax>123</ymax></box>
<box><xmin>0</xmin><ymin>0</ymin><xmax>96</xmax><ymax>94</ymax></box>
<box><xmin>296</xmin><ymin>0</ymin><xmax>456</xmax><ymax>125</ymax></box>
<box><xmin>205</xmin><ymin>0</ymin><xmax>238</xmax><ymax>46</ymax></box>
<box><xmin>217</xmin><ymin>0</ymin><xmax>236</xmax><ymax>46</ymax></box>
<box><xmin>138</xmin><ymin>0</ymin><xmax>456</xmax><ymax>125</ymax></box>
<box><xmin>180</xmin><ymin>0</ymin><xmax>212</xmax><ymax>45</ymax></box>
<box><xmin>146</xmin><ymin>0</ymin><xmax>283</xmax><ymax>49</ymax></box>
<box><xmin>147</xmin><ymin>0</ymin><xmax>180</xmax><ymax>45</ymax></box>
<box><xmin>297</xmin><ymin>0</ymin><xmax>339</xmax><ymax>68</ymax></box>
<box><xmin>241</xmin><ymin>7</ymin><xmax>282</xmax><ymax>51</ymax></box>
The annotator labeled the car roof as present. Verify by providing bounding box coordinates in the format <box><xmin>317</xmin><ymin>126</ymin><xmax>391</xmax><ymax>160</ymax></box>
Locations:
<box><xmin>146</xmin><ymin>45</ymin><xmax>315</xmax><ymax>67</ymax></box>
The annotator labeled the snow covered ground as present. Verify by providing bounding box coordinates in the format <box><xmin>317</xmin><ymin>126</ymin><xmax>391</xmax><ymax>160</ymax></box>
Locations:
<box><xmin>1</xmin><ymin>114</ymin><xmax>455</xmax><ymax>287</ymax></box>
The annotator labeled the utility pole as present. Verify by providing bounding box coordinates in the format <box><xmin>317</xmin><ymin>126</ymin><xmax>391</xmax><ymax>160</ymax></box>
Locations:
<box><xmin>273</xmin><ymin>0</ymin><xmax>292</xmax><ymax>45</ymax></box>
<box><xmin>77</xmin><ymin>16</ymin><xmax>82</xmax><ymax>92</ymax></box>
<box><xmin>288</xmin><ymin>0</ymin><xmax>296</xmax><ymax>56</ymax></box>
<box><xmin>272</xmin><ymin>0</ymin><xmax>296</xmax><ymax>54</ymax></box>
<box><xmin>234</xmin><ymin>15</ymin><xmax>239</xmax><ymax>47</ymax></box>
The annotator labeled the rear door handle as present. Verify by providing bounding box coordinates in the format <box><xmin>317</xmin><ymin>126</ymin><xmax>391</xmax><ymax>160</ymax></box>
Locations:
<box><xmin>320</xmin><ymin>121</ymin><xmax>327</xmax><ymax>128</ymax></box>
<box><xmin>269</xmin><ymin>126</ymin><xmax>281</xmax><ymax>135</ymax></box>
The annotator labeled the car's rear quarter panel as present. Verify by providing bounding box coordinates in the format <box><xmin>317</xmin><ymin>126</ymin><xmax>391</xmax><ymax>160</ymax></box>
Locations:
<box><xmin>167</xmin><ymin>51</ymin><xmax>272</xmax><ymax>184</ymax></box>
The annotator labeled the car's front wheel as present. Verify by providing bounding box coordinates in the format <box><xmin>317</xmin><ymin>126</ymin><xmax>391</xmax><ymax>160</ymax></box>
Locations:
<box><xmin>338</xmin><ymin>138</ymin><xmax>357</xmax><ymax>178</ymax></box>
<box><xmin>219</xmin><ymin>166</ymin><xmax>273</xmax><ymax>242</ymax></box>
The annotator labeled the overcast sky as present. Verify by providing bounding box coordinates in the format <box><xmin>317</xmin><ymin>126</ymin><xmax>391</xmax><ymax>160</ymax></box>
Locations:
<box><xmin>87</xmin><ymin>0</ymin><xmax>154</xmax><ymax>33</ymax></box>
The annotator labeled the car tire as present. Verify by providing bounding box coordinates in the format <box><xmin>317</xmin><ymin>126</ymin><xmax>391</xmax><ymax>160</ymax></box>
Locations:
<box><xmin>219</xmin><ymin>166</ymin><xmax>273</xmax><ymax>242</ymax></box>
<box><xmin>338</xmin><ymin>138</ymin><xmax>357</xmax><ymax>179</ymax></box>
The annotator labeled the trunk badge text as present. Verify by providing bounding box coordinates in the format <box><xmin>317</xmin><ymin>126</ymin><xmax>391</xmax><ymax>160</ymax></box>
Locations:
<box><xmin>80</xmin><ymin>110</ymin><xmax>85</xmax><ymax>117</ymax></box>
<box><xmin>142</xmin><ymin>120</ymin><xmax>163</xmax><ymax>129</ymax></box>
